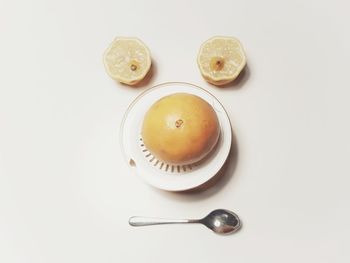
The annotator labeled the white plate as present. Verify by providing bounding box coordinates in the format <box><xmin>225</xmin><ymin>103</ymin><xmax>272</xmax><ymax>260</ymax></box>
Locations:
<box><xmin>120</xmin><ymin>82</ymin><xmax>232</xmax><ymax>191</ymax></box>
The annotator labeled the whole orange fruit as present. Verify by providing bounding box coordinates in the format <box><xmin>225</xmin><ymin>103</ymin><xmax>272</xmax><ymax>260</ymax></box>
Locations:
<box><xmin>141</xmin><ymin>93</ymin><xmax>220</xmax><ymax>165</ymax></box>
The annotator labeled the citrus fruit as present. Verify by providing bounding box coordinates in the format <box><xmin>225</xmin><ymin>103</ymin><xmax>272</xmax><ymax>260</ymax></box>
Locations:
<box><xmin>141</xmin><ymin>93</ymin><xmax>220</xmax><ymax>165</ymax></box>
<box><xmin>197</xmin><ymin>36</ymin><xmax>246</xmax><ymax>85</ymax></box>
<box><xmin>103</xmin><ymin>37</ymin><xmax>151</xmax><ymax>85</ymax></box>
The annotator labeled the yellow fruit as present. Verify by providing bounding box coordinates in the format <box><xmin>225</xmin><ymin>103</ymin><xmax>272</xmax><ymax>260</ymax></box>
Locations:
<box><xmin>142</xmin><ymin>93</ymin><xmax>220</xmax><ymax>165</ymax></box>
<box><xmin>197</xmin><ymin>36</ymin><xmax>246</xmax><ymax>85</ymax></box>
<box><xmin>103</xmin><ymin>37</ymin><xmax>151</xmax><ymax>85</ymax></box>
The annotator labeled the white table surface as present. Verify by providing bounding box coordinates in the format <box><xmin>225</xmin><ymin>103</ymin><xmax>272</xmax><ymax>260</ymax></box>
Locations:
<box><xmin>1</xmin><ymin>0</ymin><xmax>349</xmax><ymax>262</ymax></box>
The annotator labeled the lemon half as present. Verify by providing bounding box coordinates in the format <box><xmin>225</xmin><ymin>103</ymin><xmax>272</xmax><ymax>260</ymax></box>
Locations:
<box><xmin>103</xmin><ymin>37</ymin><xmax>151</xmax><ymax>85</ymax></box>
<box><xmin>197</xmin><ymin>36</ymin><xmax>246</xmax><ymax>85</ymax></box>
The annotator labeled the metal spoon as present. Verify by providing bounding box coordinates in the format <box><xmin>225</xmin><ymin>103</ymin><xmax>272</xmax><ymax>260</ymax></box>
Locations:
<box><xmin>129</xmin><ymin>209</ymin><xmax>241</xmax><ymax>234</ymax></box>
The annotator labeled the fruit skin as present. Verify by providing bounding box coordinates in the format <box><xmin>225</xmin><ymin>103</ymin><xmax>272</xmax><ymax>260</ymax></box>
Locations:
<box><xmin>197</xmin><ymin>36</ymin><xmax>246</xmax><ymax>86</ymax></box>
<box><xmin>141</xmin><ymin>93</ymin><xmax>220</xmax><ymax>165</ymax></box>
<box><xmin>202</xmin><ymin>75</ymin><xmax>234</xmax><ymax>86</ymax></box>
<box><xmin>103</xmin><ymin>37</ymin><xmax>151</xmax><ymax>85</ymax></box>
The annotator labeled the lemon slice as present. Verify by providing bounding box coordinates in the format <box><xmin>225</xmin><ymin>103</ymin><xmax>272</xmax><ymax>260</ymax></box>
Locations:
<box><xmin>197</xmin><ymin>36</ymin><xmax>246</xmax><ymax>85</ymax></box>
<box><xmin>103</xmin><ymin>37</ymin><xmax>151</xmax><ymax>85</ymax></box>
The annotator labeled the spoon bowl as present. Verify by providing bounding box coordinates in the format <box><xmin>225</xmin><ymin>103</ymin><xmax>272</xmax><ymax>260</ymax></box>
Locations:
<box><xmin>200</xmin><ymin>209</ymin><xmax>241</xmax><ymax>234</ymax></box>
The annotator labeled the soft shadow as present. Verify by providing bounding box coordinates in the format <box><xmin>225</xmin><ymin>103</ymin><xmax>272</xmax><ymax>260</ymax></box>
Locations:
<box><xmin>116</xmin><ymin>60</ymin><xmax>157</xmax><ymax>90</ymax></box>
<box><xmin>212</xmin><ymin>64</ymin><xmax>250</xmax><ymax>90</ymax></box>
<box><xmin>156</xmin><ymin>129</ymin><xmax>239</xmax><ymax>202</ymax></box>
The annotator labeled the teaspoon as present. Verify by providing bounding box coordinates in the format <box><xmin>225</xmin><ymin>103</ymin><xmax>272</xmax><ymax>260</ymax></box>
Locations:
<box><xmin>129</xmin><ymin>209</ymin><xmax>241</xmax><ymax>234</ymax></box>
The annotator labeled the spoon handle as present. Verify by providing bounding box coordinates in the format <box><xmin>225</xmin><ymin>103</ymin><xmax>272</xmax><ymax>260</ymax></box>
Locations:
<box><xmin>129</xmin><ymin>216</ymin><xmax>198</xmax><ymax>226</ymax></box>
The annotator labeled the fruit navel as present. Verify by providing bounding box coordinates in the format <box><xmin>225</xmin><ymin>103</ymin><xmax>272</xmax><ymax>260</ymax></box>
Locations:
<box><xmin>175</xmin><ymin>119</ymin><xmax>183</xmax><ymax>128</ymax></box>
<box><xmin>129</xmin><ymin>60</ymin><xmax>139</xmax><ymax>71</ymax></box>
<box><xmin>210</xmin><ymin>57</ymin><xmax>225</xmax><ymax>71</ymax></box>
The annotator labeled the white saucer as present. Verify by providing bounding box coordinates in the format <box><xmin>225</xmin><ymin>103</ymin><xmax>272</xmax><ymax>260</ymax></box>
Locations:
<box><xmin>120</xmin><ymin>82</ymin><xmax>232</xmax><ymax>191</ymax></box>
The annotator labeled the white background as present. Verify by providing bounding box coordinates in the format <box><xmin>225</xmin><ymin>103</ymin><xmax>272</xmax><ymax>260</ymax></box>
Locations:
<box><xmin>1</xmin><ymin>0</ymin><xmax>349</xmax><ymax>262</ymax></box>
